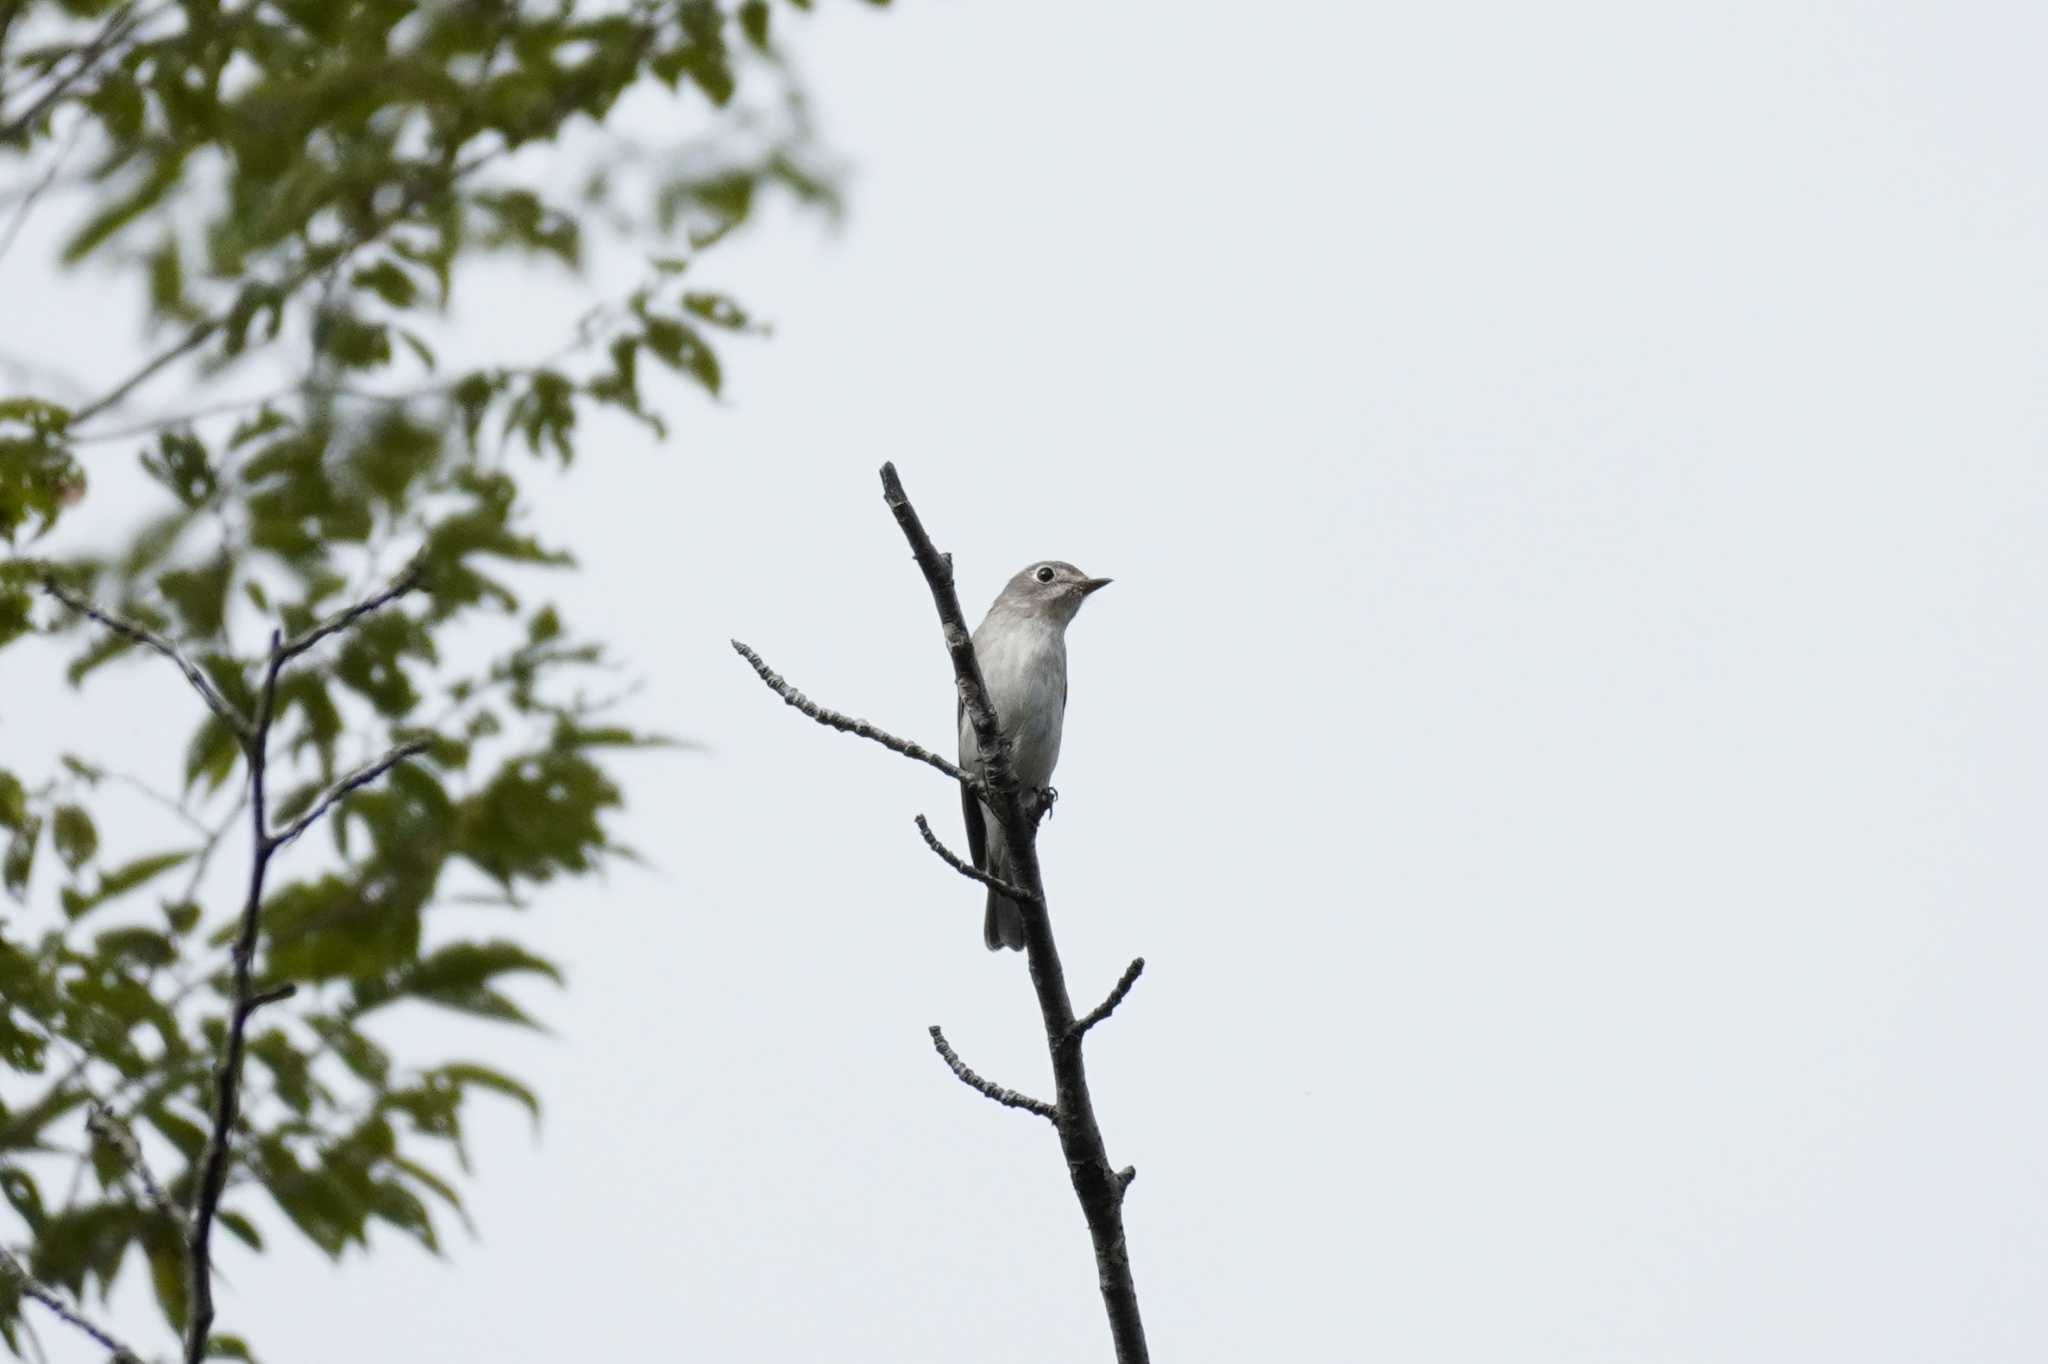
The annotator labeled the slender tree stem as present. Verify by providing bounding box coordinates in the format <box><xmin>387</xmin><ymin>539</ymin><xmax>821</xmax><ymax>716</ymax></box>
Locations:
<box><xmin>179</xmin><ymin>630</ymin><xmax>282</xmax><ymax>1364</ymax></box>
<box><xmin>878</xmin><ymin>463</ymin><xmax>1149</xmax><ymax>1364</ymax></box>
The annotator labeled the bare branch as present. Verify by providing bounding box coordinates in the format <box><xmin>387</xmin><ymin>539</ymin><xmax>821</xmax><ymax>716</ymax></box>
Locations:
<box><xmin>67</xmin><ymin>319</ymin><xmax>221</xmax><ymax>428</ymax></box>
<box><xmin>878</xmin><ymin>464</ymin><xmax>1150</xmax><ymax>1364</ymax></box>
<box><xmin>267</xmin><ymin>740</ymin><xmax>429</xmax><ymax>849</ymax></box>
<box><xmin>277</xmin><ymin>561</ymin><xmax>423</xmax><ymax>664</ymax></box>
<box><xmin>1071</xmin><ymin>958</ymin><xmax>1145</xmax><ymax>1041</ymax></box>
<box><xmin>877</xmin><ymin>466</ymin><xmax>1007</xmax><ymax>785</ymax></box>
<box><xmin>86</xmin><ymin>1103</ymin><xmax>181</xmax><ymax>1229</ymax></box>
<box><xmin>0</xmin><ymin>1245</ymin><xmax>144</xmax><ymax>1362</ymax></box>
<box><xmin>913</xmin><ymin>813</ymin><xmax>1038</xmax><ymax>904</ymax></box>
<box><xmin>42</xmin><ymin>579</ymin><xmax>249</xmax><ymax>739</ymax></box>
<box><xmin>731</xmin><ymin>639</ymin><xmax>974</xmax><ymax>786</ymax></box>
<box><xmin>927</xmin><ymin>1026</ymin><xmax>1057</xmax><ymax>1123</ymax></box>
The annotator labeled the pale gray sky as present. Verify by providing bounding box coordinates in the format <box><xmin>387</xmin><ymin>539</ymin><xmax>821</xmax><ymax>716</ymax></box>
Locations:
<box><xmin>8</xmin><ymin>1</ymin><xmax>2048</xmax><ymax>1360</ymax></box>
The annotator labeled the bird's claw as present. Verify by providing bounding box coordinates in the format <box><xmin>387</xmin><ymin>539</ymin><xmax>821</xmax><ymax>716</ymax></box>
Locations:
<box><xmin>1036</xmin><ymin>785</ymin><xmax>1059</xmax><ymax>820</ymax></box>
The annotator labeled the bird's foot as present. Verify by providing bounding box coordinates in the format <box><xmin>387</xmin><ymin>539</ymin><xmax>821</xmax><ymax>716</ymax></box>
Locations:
<box><xmin>1031</xmin><ymin>785</ymin><xmax>1060</xmax><ymax>822</ymax></box>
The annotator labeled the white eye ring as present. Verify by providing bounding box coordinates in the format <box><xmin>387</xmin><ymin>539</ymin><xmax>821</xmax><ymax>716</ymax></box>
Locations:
<box><xmin>1034</xmin><ymin>565</ymin><xmax>1056</xmax><ymax>583</ymax></box>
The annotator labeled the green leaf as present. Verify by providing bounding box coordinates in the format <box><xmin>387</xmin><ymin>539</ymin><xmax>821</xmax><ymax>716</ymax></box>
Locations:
<box><xmin>51</xmin><ymin>803</ymin><xmax>97</xmax><ymax>870</ymax></box>
<box><xmin>266</xmin><ymin>874</ymin><xmax>424</xmax><ymax>983</ymax></box>
<box><xmin>353</xmin><ymin>941</ymin><xmax>562</xmax><ymax>1025</ymax></box>
<box><xmin>217</xmin><ymin>1212</ymin><xmax>263</xmax><ymax>1252</ymax></box>
<box><xmin>0</xmin><ymin>410</ymin><xmax>84</xmax><ymax>544</ymax></box>
<box><xmin>326</xmin><ymin>1025</ymin><xmax>391</xmax><ymax>1086</ymax></box>
<box><xmin>149</xmin><ymin>1235</ymin><xmax>187</xmax><ymax>1331</ymax></box>
<box><xmin>66</xmin><ymin>627</ymin><xmax>139</xmax><ymax>685</ymax></box>
<box><xmin>456</xmin><ymin>750</ymin><xmax>621</xmax><ymax>885</ymax></box>
<box><xmin>159</xmin><ymin>552</ymin><xmax>233</xmax><ymax>636</ymax></box>
<box><xmin>683</xmin><ymin>291</ymin><xmax>753</xmax><ymax>330</ymax></box>
<box><xmin>643</xmin><ymin>317</ymin><xmax>722</xmax><ymax>395</ymax></box>
<box><xmin>184</xmin><ymin>714</ymin><xmax>242</xmax><ymax>793</ymax></box>
<box><xmin>94</xmin><ymin>925</ymin><xmax>178</xmax><ymax>967</ymax></box>
<box><xmin>351</xmin><ymin>258</ymin><xmax>419</xmax><ymax>309</ymax></box>
<box><xmin>140</xmin><ymin>432</ymin><xmax>218</xmax><ymax>510</ymax></box>
<box><xmin>250</xmin><ymin>1029</ymin><xmax>319</xmax><ymax>1115</ymax></box>
<box><xmin>63</xmin><ymin>153</ymin><xmax>184</xmax><ymax>263</ymax></box>
<box><xmin>438</xmin><ymin>1062</ymin><xmax>541</xmax><ymax>1126</ymax></box>
<box><xmin>143</xmin><ymin>1105</ymin><xmax>208</xmax><ymax>1163</ymax></box>
<box><xmin>0</xmin><ymin>1168</ymin><xmax>46</xmax><ymax>1233</ymax></box>
<box><xmin>0</xmin><ymin>771</ymin><xmax>25</xmax><ymax>832</ymax></box>
<box><xmin>739</xmin><ymin>0</ymin><xmax>771</xmax><ymax>48</ymax></box>
<box><xmin>2</xmin><ymin>818</ymin><xmax>38</xmax><ymax>899</ymax></box>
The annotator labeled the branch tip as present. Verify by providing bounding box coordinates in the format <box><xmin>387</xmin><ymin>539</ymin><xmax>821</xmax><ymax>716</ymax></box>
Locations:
<box><xmin>86</xmin><ymin>1103</ymin><xmax>182</xmax><ymax>1229</ymax></box>
<box><xmin>927</xmin><ymin>1025</ymin><xmax>1058</xmax><ymax>1123</ymax></box>
<box><xmin>267</xmin><ymin>738</ymin><xmax>431</xmax><ymax>849</ymax></box>
<box><xmin>42</xmin><ymin>578</ymin><xmax>250</xmax><ymax>738</ymax></box>
<box><xmin>732</xmin><ymin>640</ymin><xmax>973</xmax><ymax>786</ymax></box>
<box><xmin>913</xmin><ymin>813</ymin><xmax>1038</xmax><ymax>904</ymax></box>
<box><xmin>0</xmin><ymin>1245</ymin><xmax>145</xmax><ymax>1361</ymax></box>
<box><xmin>1071</xmin><ymin>957</ymin><xmax>1146</xmax><ymax>1041</ymax></box>
<box><xmin>248</xmin><ymin>982</ymin><xmax>297</xmax><ymax>1010</ymax></box>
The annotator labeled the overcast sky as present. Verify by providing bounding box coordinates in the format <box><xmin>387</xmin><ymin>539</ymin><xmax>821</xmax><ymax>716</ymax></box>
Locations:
<box><xmin>9</xmin><ymin>1</ymin><xmax>2048</xmax><ymax>1360</ymax></box>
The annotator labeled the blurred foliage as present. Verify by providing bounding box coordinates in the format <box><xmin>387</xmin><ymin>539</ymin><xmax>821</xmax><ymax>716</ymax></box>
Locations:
<box><xmin>0</xmin><ymin>0</ymin><xmax>881</xmax><ymax>1356</ymax></box>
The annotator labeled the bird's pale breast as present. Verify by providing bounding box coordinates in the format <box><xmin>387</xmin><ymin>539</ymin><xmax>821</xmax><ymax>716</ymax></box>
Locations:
<box><xmin>961</xmin><ymin>613</ymin><xmax>1067</xmax><ymax>789</ymax></box>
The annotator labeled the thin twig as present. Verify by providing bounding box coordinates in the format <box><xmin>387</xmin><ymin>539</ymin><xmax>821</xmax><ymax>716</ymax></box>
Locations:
<box><xmin>913</xmin><ymin>813</ymin><xmax>1038</xmax><ymax>904</ymax></box>
<box><xmin>0</xmin><ymin>1</ymin><xmax>153</xmax><ymax>145</ymax></box>
<box><xmin>65</xmin><ymin>146</ymin><xmax>496</xmax><ymax>427</ymax></box>
<box><xmin>731</xmin><ymin>639</ymin><xmax>974</xmax><ymax>786</ymax></box>
<box><xmin>67</xmin><ymin>319</ymin><xmax>221</xmax><ymax>427</ymax></box>
<box><xmin>927</xmin><ymin>1026</ymin><xmax>1057</xmax><ymax>1123</ymax></box>
<box><xmin>0</xmin><ymin>1246</ymin><xmax>143</xmax><ymax>1362</ymax></box>
<box><xmin>1070</xmin><ymin>959</ymin><xmax>1145</xmax><ymax>1041</ymax></box>
<box><xmin>85</xmin><ymin>1103</ymin><xmax>181</xmax><ymax>1229</ymax></box>
<box><xmin>267</xmin><ymin>740</ymin><xmax>428</xmax><ymax>849</ymax></box>
<box><xmin>88</xmin><ymin>763</ymin><xmax>212</xmax><ymax>835</ymax></box>
<box><xmin>0</xmin><ymin>114</ymin><xmax>84</xmax><ymax>271</ymax></box>
<box><xmin>246</xmin><ymin>982</ymin><xmax>296</xmax><ymax>1010</ymax></box>
<box><xmin>42</xmin><ymin>579</ymin><xmax>248</xmax><ymax>738</ymax></box>
<box><xmin>65</xmin><ymin>382</ymin><xmax>304</xmax><ymax>446</ymax></box>
<box><xmin>277</xmin><ymin>561</ymin><xmax>423</xmax><ymax>663</ymax></box>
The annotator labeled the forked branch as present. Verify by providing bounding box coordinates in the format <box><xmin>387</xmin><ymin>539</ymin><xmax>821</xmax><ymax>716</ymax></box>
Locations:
<box><xmin>54</xmin><ymin>568</ymin><xmax>432</xmax><ymax>1364</ymax></box>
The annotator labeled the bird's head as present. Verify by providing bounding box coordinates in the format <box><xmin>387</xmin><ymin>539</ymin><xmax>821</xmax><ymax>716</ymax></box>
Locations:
<box><xmin>993</xmin><ymin>560</ymin><xmax>1112</xmax><ymax>627</ymax></box>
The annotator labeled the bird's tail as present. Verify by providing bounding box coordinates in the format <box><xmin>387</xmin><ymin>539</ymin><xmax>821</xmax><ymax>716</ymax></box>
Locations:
<box><xmin>982</xmin><ymin>838</ymin><xmax>1027</xmax><ymax>951</ymax></box>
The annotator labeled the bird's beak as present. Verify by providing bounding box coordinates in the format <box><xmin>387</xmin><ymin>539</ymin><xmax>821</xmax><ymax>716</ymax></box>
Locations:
<box><xmin>1080</xmin><ymin>577</ymin><xmax>1113</xmax><ymax>595</ymax></box>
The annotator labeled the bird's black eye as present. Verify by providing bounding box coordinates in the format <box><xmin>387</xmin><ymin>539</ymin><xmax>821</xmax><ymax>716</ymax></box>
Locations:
<box><xmin>1035</xmin><ymin>565</ymin><xmax>1056</xmax><ymax>584</ymax></box>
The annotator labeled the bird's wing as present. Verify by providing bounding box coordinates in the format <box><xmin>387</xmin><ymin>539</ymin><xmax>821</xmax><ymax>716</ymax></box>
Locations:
<box><xmin>957</xmin><ymin>696</ymin><xmax>987</xmax><ymax>869</ymax></box>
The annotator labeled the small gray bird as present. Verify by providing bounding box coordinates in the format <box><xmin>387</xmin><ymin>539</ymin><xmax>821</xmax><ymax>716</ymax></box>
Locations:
<box><xmin>959</xmin><ymin>560</ymin><xmax>1112</xmax><ymax>950</ymax></box>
